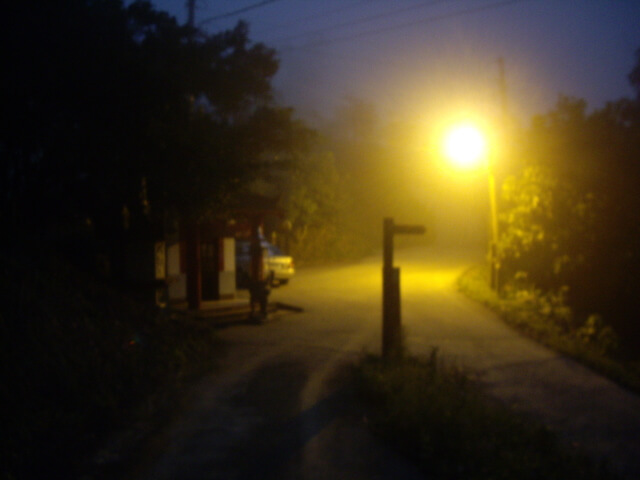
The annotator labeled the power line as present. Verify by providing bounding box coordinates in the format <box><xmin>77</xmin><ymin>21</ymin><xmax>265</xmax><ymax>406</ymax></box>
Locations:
<box><xmin>249</xmin><ymin>0</ymin><xmax>382</xmax><ymax>36</ymax></box>
<box><xmin>268</xmin><ymin>0</ymin><xmax>450</xmax><ymax>44</ymax></box>
<box><xmin>278</xmin><ymin>0</ymin><xmax>529</xmax><ymax>50</ymax></box>
<box><xmin>198</xmin><ymin>0</ymin><xmax>281</xmax><ymax>27</ymax></box>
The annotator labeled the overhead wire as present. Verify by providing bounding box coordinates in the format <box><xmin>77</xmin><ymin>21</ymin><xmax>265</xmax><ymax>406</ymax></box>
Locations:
<box><xmin>266</xmin><ymin>0</ymin><xmax>451</xmax><ymax>44</ymax></box>
<box><xmin>195</xmin><ymin>0</ymin><xmax>530</xmax><ymax>120</ymax></box>
<box><xmin>266</xmin><ymin>0</ymin><xmax>519</xmax><ymax>119</ymax></box>
<box><xmin>198</xmin><ymin>0</ymin><xmax>282</xmax><ymax>27</ymax></box>
<box><xmin>251</xmin><ymin>0</ymin><xmax>383</xmax><ymax>34</ymax></box>
<box><xmin>275</xmin><ymin>0</ymin><xmax>530</xmax><ymax>50</ymax></box>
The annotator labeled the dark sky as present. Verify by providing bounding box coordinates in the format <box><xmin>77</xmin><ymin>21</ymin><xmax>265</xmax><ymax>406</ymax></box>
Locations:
<box><xmin>150</xmin><ymin>0</ymin><xmax>640</xmax><ymax>124</ymax></box>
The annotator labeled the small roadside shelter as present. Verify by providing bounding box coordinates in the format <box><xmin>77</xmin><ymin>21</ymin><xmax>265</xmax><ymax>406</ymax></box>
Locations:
<box><xmin>164</xmin><ymin>195</ymin><xmax>282</xmax><ymax>310</ymax></box>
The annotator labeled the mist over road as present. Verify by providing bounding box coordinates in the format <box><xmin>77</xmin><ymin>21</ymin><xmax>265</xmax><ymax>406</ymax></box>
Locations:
<box><xmin>135</xmin><ymin>245</ymin><xmax>640</xmax><ymax>479</ymax></box>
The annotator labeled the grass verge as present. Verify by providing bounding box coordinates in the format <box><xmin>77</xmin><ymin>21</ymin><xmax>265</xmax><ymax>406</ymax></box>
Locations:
<box><xmin>354</xmin><ymin>353</ymin><xmax>619</xmax><ymax>480</ymax></box>
<box><xmin>457</xmin><ymin>265</ymin><xmax>640</xmax><ymax>393</ymax></box>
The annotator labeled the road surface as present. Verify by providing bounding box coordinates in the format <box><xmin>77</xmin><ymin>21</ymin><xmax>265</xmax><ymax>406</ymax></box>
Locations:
<box><xmin>130</xmin><ymin>245</ymin><xmax>640</xmax><ymax>479</ymax></box>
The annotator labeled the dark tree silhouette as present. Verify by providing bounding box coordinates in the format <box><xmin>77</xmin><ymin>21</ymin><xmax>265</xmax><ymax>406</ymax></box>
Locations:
<box><xmin>1</xmin><ymin>0</ymin><xmax>310</xmax><ymax>241</ymax></box>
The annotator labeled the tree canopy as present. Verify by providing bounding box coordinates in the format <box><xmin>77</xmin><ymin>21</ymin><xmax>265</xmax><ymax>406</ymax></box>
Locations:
<box><xmin>1</xmin><ymin>0</ymin><xmax>311</xmax><ymax>235</ymax></box>
<box><xmin>497</xmin><ymin>64</ymin><xmax>640</xmax><ymax>348</ymax></box>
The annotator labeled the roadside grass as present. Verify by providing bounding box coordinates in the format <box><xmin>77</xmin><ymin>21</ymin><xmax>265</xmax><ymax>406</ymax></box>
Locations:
<box><xmin>1</xmin><ymin>237</ymin><xmax>221</xmax><ymax>479</ymax></box>
<box><xmin>457</xmin><ymin>265</ymin><xmax>640</xmax><ymax>393</ymax></box>
<box><xmin>354</xmin><ymin>353</ymin><xmax>619</xmax><ymax>480</ymax></box>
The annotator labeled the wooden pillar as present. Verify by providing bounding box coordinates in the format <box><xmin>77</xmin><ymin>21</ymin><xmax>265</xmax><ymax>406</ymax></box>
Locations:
<box><xmin>382</xmin><ymin>217</ymin><xmax>425</xmax><ymax>359</ymax></box>
<box><xmin>382</xmin><ymin>265</ymin><xmax>401</xmax><ymax>358</ymax></box>
<box><xmin>186</xmin><ymin>223</ymin><xmax>202</xmax><ymax>310</ymax></box>
<box><xmin>250</xmin><ymin>216</ymin><xmax>263</xmax><ymax>282</ymax></box>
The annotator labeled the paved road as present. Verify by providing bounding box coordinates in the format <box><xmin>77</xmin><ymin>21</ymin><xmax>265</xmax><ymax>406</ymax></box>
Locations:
<box><xmin>131</xmin><ymin>245</ymin><xmax>640</xmax><ymax>479</ymax></box>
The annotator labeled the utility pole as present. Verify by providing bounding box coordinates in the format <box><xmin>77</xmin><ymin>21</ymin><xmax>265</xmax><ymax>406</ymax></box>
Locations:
<box><xmin>497</xmin><ymin>56</ymin><xmax>508</xmax><ymax>125</ymax></box>
<box><xmin>186</xmin><ymin>0</ymin><xmax>196</xmax><ymax>28</ymax></box>
<box><xmin>490</xmin><ymin>57</ymin><xmax>509</xmax><ymax>292</ymax></box>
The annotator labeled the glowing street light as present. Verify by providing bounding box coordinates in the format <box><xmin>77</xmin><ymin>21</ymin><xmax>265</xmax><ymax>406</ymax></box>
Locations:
<box><xmin>443</xmin><ymin>124</ymin><xmax>487</xmax><ymax>169</ymax></box>
<box><xmin>443</xmin><ymin>121</ymin><xmax>500</xmax><ymax>290</ymax></box>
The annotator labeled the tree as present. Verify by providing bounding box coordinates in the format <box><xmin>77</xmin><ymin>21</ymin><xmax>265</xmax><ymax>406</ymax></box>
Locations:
<box><xmin>629</xmin><ymin>48</ymin><xmax>640</xmax><ymax>99</ymax></box>
<box><xmin>498</xmin><ymin>164</ymin><xmax>599</xmax><ymax>296</ymax></box>
<box><xmin>276</xmin><ymin>151</ymin><xmax>362</xmax><ymax>262</ymax></box>
<box><xmin>498</xmin><ymin>84</ymin><xmax>640</xmax><ymax>345</ymax></box>
<box><xmin>1</xmin><ymin>1</ymin><xmax>311</xmax><ymax>240</ymax></box>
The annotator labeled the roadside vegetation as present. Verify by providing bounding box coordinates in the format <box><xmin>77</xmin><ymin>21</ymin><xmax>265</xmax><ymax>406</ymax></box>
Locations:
<box><xmin>457</xmin><ymin>265</ymin><xmax>640</xmax><ymax>393</ymax></box>
<box><xmin>270</xmin><ymin>97</ymin><xmax>433</xmax><ymax>266</ymax></box>
<box><xmin>355</xmin><ymin>353</ymin><xmax>619</xmax><ymax>480</ymax></box>
<box><xmin>449</xmin><ymin>55</ymin><xmax>640</xmax><ymax>394</ymax></box>
<box><xmin>1</xmin><ymin>236</ymin><xmax>221</xmax><ymax>479</ymax></box>
<box><xmin>2</xmin><ymin>6</ymin><xmax>309</xmax><ymax>476</ymax></box>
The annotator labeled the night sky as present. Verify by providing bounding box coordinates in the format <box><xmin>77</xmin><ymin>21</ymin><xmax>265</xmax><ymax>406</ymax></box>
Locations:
<box><xmin>148</xmin><ymin>0</ymin><xmax>640</xmax><ymax>124</ymax></box>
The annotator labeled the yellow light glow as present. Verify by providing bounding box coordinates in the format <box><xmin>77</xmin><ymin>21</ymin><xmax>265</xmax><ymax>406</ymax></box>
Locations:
<box><xmin>443</xmin><ymin>124</ymin><xmax>487</xmax><ymax>169</ymax></box>
<box><xmin>402</xmin><ymin>269</ymin><xmax>461</xmax><ymax>291</ymax></box>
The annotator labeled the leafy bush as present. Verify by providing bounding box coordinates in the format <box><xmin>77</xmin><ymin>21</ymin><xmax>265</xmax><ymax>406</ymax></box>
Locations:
<box><xmin>576</xmin><ymin>314</ymin><xmax>619</xmax><ymax>355</ymax></box>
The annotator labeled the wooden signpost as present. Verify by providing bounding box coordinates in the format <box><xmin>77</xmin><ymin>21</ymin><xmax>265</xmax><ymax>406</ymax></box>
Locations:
<box><xmin>382</xmin><ymin>217</ymin><xmax>425</xmax><ymax>358</ymax></box>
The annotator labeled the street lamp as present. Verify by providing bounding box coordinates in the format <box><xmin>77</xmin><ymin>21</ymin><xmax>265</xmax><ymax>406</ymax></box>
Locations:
<box><xmin>443</xmin><ymin>122</ymin><xmax>499</xmax><ymax>291</ymax></box>
<box><xmin>443</xmin><ymin>124</ymin><xmax>487</xmax><ymax>169</ymax></box>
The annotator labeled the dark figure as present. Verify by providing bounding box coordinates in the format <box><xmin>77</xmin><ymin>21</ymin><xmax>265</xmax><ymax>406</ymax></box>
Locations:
<box><xmin>249</xmin><ymin>272</ymin><xmax>272</xmax><ymax>320</ymax></box>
